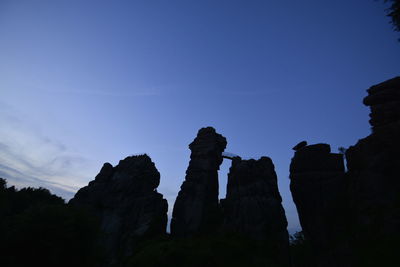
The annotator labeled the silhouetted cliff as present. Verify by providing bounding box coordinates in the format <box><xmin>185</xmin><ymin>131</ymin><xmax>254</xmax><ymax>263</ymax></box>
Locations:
<box><xmin>3</xmin><ymin>77</ymin><xmax>399</xmax><ymax>267</ymax></box>
<box><xmin>290</xmin><ymin>144</ymin><xmax>348</xmax><ymax>267</ymax></box>
<box><xmin>171</xmin><ymin>127</ymin><xmax>227</xmax><ymax>237</ymax></box>
<box><xmin>221</xmin><ymin>156</ymin><xmax>290</xmax><ymax>266</ymax></box>
<box><xmin>345</xmin><ymin>77</ymin><xmax>400</xmax><ymax>265</ymax></box>
<box><xmin>69</xmin><ymin>154</ymin><xmax>168</xmax><ymax>266</ymax></box>
<box><xmin>289</xmin><ymin>76</ymin><xmax>400</xmax><ymax>266</ymax></box>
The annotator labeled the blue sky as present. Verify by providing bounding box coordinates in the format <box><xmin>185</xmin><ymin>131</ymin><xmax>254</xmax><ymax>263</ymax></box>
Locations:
<box><xmin>0</xmin><ymin>0</ymin><xmax>399</xmax><ymax>233</ymax></box>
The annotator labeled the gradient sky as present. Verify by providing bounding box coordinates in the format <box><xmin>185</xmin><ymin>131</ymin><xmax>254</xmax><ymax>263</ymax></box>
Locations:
<box><xmin>1</xmin><ymin>0</ymin><xmax>399</xmax><ymax>233</ymax></box>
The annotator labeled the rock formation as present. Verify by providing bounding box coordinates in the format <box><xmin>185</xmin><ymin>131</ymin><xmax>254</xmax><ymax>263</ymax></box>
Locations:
<box><xmin>171</xmin><ymin>127</ymin><xmax>227</xmax><ymax>237</ymax></box>
<box><xmin>289</xmin><ymin>76</ymin><xmax>400</xmax><ymax>266</ymax></box>
<box><xmin>289</xmin><ymin>143</ymin><xmax>348</xmax><ymax>266</ymax></box>
<box><xmin>292</xmin><ymin>140</ymin><xmax>307</xmax><ymax>151</ymax></box>
<box><xmin>221</xmin><ymin>156</ymin><xmax>290</xmax><ymax>265</ymax></box>
<box><xmin>69</xmin><ymin>154</ymin><xmax>168</xmax><ymax>266</ymax></box>
<box><xmin>346</xmin><ymin>76</ymin><xmax>400</xmax><ymax>241</ymax></box>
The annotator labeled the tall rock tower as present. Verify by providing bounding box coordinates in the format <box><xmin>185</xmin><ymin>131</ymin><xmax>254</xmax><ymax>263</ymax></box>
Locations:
<box><xmin>221</xmin><ymin>156</ymin><xmax>290</xmax><ymax>266</ymax></box>
<box><xmin>290</xmin><ymin>144</ymin><xmax>348</xmax><ymax>267</ymax></box>
<box><xmin>171</xmin><ymin>127</ymin><xmax>227</xmax><ymax>237</ymax></box>
<box><xmin>346</xmin><ymin>77</ymin><xmax>400</xmax><ymax>241</ymax></box>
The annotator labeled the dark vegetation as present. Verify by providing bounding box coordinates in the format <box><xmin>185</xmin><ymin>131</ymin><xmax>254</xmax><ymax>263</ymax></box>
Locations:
<box><xmin>0</xmin><ymin>176</ymin><xmax>290</xmax><ymax>267</ymax></box>
<box><xmin>0</xmin><ymin>178</ymin><xmax>101</xmax><ymax>267</ymax></box>
<box><xmin>288</xmin><ymin>232</ymin><xmax>313</xmax><ymax>267</ymax></box>
<box><xmin>1</xmin><ymin>77</ymin><xmax>399</xmax><ymax>267</ymax></box>
<box><xmin>0</xmin><ymin>176</ymin><xmax>312</xmax><ymax>267</ymax></box>
<box><xmin>128</xmin><ymin>234</ymin><xmax>284</xmax><ymax>267</ymax></box>
<box><xmin>2</xmin><ymin>175</ymin><xmax>398</xmax><ymax>267</ymax></box>
<box><xmin>129</xmin><ymin>229</ymin><xmax>400</xmax><ymax>267</ymax></box>
<box><xmin>384</xmin><ymin>0</ymin><xmax>400</xmax><ymax>32</ymax></box>
<box><xmin>0</xmin><ymin>3</ymin><xmax>398</xmax><ymax>267</ymax></box>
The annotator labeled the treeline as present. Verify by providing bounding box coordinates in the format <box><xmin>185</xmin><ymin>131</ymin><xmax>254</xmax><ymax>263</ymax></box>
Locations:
<box><xmin>0</xmin><ymin>178</ymin><xmax>314</xmax><ymax>267</ymax></box>
<box><xmin>0</xmin><ymin>178</ymin><xmax>101</xmax><ymax>267</ymax></box>
<box><xmin>6</xmin><ymin>178</ymin><xmax>394</xmax><ymax>267</ymax></box>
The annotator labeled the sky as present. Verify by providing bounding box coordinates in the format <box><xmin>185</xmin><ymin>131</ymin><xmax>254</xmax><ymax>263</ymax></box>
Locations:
<box><xmin>0</xmin><ymin>0</ymin><xmax>399</xmax><ymax>233</ymax></box>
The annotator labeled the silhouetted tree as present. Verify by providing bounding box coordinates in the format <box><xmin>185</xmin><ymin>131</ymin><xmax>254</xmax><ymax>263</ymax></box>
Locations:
<box><xmin>384</xmin><ymin>0</ymin><xmax>400</xmax><ymax>33</ymax></box>
<box><xmin>0</xmin><ymin>179</ymin><xmax>101</xmax><ymax>267</ymax></box>
<box><xmin>128</xmin><ymin>234</ymin><xmax>284</xmax><ymax>267</ymax></box>
<box><xmin>289</xmin><ymin>231</ymin><xmax>313</xmax><ymax>267</ymax></box>
<box><xmin>0</xmin><ymin>178</ymin><xmax>6</xmax><ymax>190</ymax></box>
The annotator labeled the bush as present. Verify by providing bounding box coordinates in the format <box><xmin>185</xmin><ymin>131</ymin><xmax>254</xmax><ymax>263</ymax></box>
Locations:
<box><xmin>0</xmin><ymin>178</ymin><xmax>101</xmax><ymax>267</ymax></box>
<box><xmin>128</xmin><ymin>234</ymin><xmax>283</xmax><ymax>267</ymax></box>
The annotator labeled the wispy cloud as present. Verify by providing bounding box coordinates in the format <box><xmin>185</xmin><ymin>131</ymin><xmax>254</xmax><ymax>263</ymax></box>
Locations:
<box><xmin>0</xmin><ymin>164</ymin><xmax>77</xmax><ymax>200</ymax></box>
<box><xmin>14</xmin><ymin>81</ymin><xmax>162</xmax><ymax>97</ymax></box>
<box><xmin>0</xmin><ymin>103</ymin><xmax>96</xmax><ymax>200</ymax></box>
<box><xmin>43</xmin><ymin>88</ymin><xmax>161</xmax><ymax>97</ymax></box>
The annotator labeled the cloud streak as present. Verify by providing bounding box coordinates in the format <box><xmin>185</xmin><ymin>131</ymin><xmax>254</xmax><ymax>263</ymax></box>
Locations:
<box><xmin>0</xmin><ymin>103</ymin><xmax>96</xmax><ymax>200</ymax></box>
<box><xmin>14</xmin><ymin>81</ymin><xmax>162</xmax><ymax>98</ymax></box>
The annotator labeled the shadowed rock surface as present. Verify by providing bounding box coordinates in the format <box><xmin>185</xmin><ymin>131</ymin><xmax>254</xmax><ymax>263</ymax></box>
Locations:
<box><xmin>289</xmin><ymin>77</ymin><xmax>400</xmax><ymax>266</ymax></box>
<box><xmin>346</xmin><ymin>76</ymin><xmax>400</xmax><ymax>242</ymax></box>
<box><xmin>69</xmin><ymin>155</ymin><xmax>168</xmax><ymax>266</ymax></box>
<box><xmin>290</xmin><ymin>143</ymin><xmax>348</xmax><ymax>267</ymax></box>
<box><xmin>221</xmin><ymin>156</ymin><xmax>290</xmax><ymax>266</ymax></box>
<box><xmin>171</xmin><ymin>127</ymin><xmax>227</xmax><ymax>237</ymax></box>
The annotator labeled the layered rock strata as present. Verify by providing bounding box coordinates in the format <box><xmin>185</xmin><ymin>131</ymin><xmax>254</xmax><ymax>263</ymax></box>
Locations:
<box><xmin>290</xmin><ymin>143</ymin><xmax>348</xmax><ymax>266</ymax></box>
<box><xmin>171</xmin><ymin>127</ymin><xmax>227</xmax><ymax>237</ymax></box>
<box><xmin>221</xmin><ymin>156</ymin><xmax>290</xmax><ymax>265</ymax></box>
<box><xmin>346</xmin><ymin>77</ymin><xmax>400</xmax><ymax>241</ymax></box>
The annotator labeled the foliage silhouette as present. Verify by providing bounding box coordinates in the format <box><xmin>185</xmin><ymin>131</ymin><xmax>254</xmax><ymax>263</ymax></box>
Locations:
<box><xmin>384</xmin><ymin>0</ymin><xmax>400</xmax><ymax>32</ymax></box>
<box><xmin>0</xmin><ymin>178</ymin><xmax>101</xmax><ymax>267</ymax></box>
<box><xmin>289</xmin><ymin>231</ymin><xmax>314</xmax><ymax>267</ymax></box>
<box><xmin>1</xmin><ymin>173</ymin><xmax>399</xmax><ymax>267</ymax></box>
<box><xmin>128</xmin><ymin>233</ymin><xmax>284</xmax><ymax>267</ymax></box>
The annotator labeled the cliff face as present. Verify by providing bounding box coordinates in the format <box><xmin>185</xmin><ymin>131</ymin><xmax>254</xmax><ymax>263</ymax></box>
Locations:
<box><xmin>171</xmin><ymin>127</ymin><xmax>227</xmax><ymax>237</ymax></box>
<box><xmin>346</xmin><ymin>77</ymin><xmax>400</xmax><ymax>240</ymax></box>
<box><xmin>222</xmin><ymin>157</ymin><xmax>288</xmax><ymax>239</ymax></box>
<box><xmin>289</xmin><ymin>144</ymin><xmax>348</xmax><ymax>266</ymax></box>
<box><xmin>221</xmin><ymin>156</ymin><xmax>290</xmax><ymax>265</ymax></box>
<box><xmin>69</xmin><ymin>155</ymin><xmax>168</xmax><ymax>265</ymax></box>
<box><xmin>289</xmin><ymin>77</ymin><xmax>400</xmax><ymax>266</ymax></box>
<box><xmin>171</xmin><ymin>126</ymin><xmax>292</xmax><ymax>267</ymax></box>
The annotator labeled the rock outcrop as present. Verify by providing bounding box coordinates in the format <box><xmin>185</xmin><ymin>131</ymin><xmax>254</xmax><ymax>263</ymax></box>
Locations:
<box><xmin>292</xmin><ymin>140</ymin><xmax>307</xmax><ymax>151</ymax></box>
<box><xmin>221</xmin><ymin>156</ymin><xmax>290</xmax><ymax>265</ymax></box>
<box><xmin>69</xmin><ymin>155</ymin><xmax>168</xmax><ymax>265</ymax></box>
<box><xmin>290</xmin><ymin>143</ymin><xmax>348</xmax><ymax>266</ymax></box>
<box><xmin>171</xmin><ymin>127</ymin><xmax>227</xmax><ymax>237</ymax></box>
<box><xmin>346</xmin><ymin>77</ymin><xmax>400</xmax><ymax>241</ymax></box>
<box><xmin>289</xmin><ymin>76</ymin><xmax>400</xmax><ymax>266</ymax></box>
